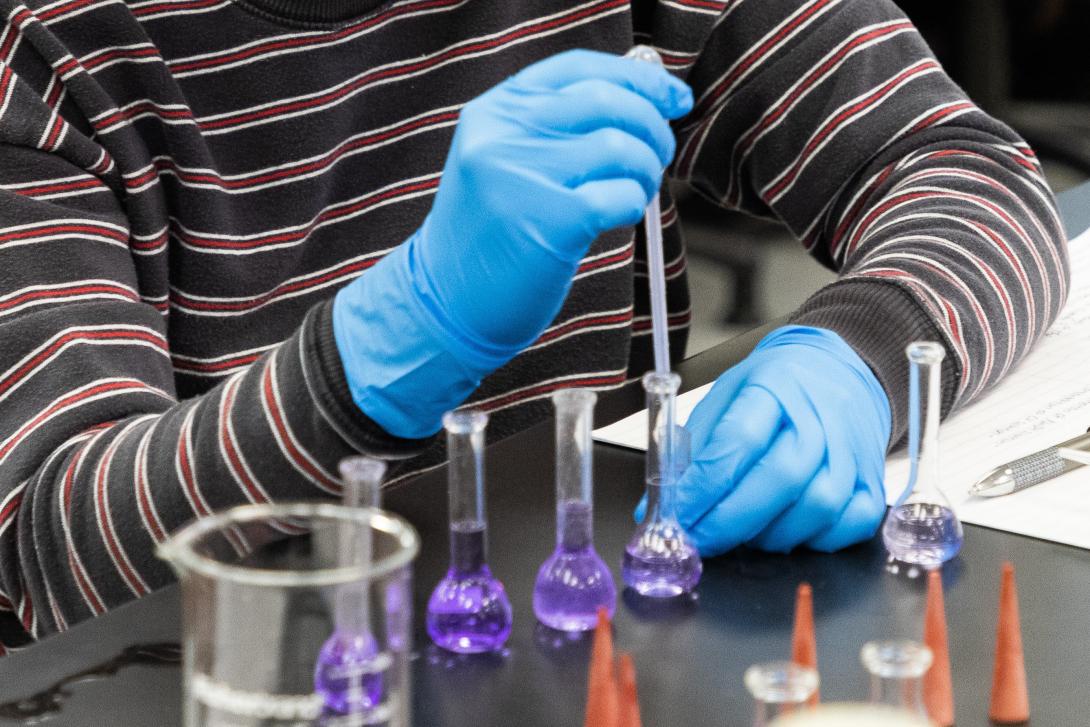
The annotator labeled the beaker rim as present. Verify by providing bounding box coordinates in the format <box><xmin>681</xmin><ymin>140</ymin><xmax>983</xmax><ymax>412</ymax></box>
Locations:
<box><xmin>156</xmin><ymin>503</ymin><xmax>419</xmax><ymax>587</ymax></box>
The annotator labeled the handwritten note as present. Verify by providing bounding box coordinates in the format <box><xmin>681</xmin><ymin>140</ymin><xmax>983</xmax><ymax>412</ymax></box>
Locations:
<box><xmin>594</xmin><ymin>230</ymin><xmax>1090</xmax><ymax>550</ymax></box>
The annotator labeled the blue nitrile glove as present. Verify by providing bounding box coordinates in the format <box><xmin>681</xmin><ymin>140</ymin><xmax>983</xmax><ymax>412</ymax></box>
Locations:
<box><xmin>636</xmin><ymin>326</ymin><xmax>891</xmax><ymax>555</ymax></box>
<box><xmin>333</xmin><ymin>50</ymin><xmax>693</xmax><ymax>438</ymax></box>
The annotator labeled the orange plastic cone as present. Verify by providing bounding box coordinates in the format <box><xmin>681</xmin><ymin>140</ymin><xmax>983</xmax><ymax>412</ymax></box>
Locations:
<box><xmin>989</xmin><ymin>563</ymin><xmax>1029</xmax><ymax>724</ymax></box>
<box><xmin>585</xmin><ymin>607</ymin><xmax>618</xmax><ymax>727</ymax></box>
<box><xmin>923</xmin><ymin>570</ymin><xmax>955</xmax><ymax>726</ymax></box>
<box><xmin>617</xmin><ymin>652</ymin><xmax>642</xmax><ymax>727</ymax></box>
<box><xmin>791</xmin><ymin>582</ymin><xmax>819</xmax><ymax>705</ymax></box>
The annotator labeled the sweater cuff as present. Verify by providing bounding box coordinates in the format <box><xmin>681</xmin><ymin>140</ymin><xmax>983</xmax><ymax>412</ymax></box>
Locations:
<box><xmin>301</xmin><ymin>300</ymin><xmax>434</xmax><ymax>459</ymax></box>
<box><xmin>789</xmin><ymin>279</ymin><xmax>960</xmax><ymax>449</ymax></box>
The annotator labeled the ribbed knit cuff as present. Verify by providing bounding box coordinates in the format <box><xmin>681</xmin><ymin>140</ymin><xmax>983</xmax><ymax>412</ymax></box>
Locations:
<box><xmin>236</xmin><ymin>0</ymin><xmax>388</xmax><ymax>24</ymax></box>
<box><xmin>301</xmin><ymin>300</ymin><xmax>434</xmax><ymax>459</ymax></box>
<box><xmin>789</xmin><ymin>279</ymin><xmax>960</xmax><ymax>449</ymax></box>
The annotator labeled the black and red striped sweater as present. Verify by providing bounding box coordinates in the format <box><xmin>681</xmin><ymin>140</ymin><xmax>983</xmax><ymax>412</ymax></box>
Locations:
<box><xmin>0</xmin><ymin>0</ymin><xmax>1068</xmax><ymax>647</ymax></box>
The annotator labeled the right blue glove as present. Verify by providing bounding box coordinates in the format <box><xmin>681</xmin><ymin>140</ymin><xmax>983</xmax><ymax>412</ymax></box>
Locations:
<box><xmin>635</xmin><ymin>326</ymin><xmax>891</xmax><ymax>556</ymax></box>
<box><xmin>333</xmin><ymin>50</ymin><xmax>693</xmax><ymax>438</ymax></box>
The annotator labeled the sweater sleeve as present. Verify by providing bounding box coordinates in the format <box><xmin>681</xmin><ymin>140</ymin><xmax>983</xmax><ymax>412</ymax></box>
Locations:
<box><xmin>0</xmin><ymin>65</ymin><xmax>427</xmax><ymax>646</ymax></box>
<box><xmin>663</xmin><ymin>0</ymin><xmax>1069</xmax><ymax>445</ymax></box>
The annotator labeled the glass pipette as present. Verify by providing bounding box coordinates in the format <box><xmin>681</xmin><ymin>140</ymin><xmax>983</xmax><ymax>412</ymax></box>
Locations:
<box><xmin>625</xmin><ymin>43</ymin><xmax>671</xmax><ymax>376</ymax></box>
<box><xmin>533</xmin><ymin>389</ymin><xmax>617</xmax><ymax>631</ymax></box>
<box><xmin>314</xmin><ymin>457</ymin><xmax>387</xmax><ymax>714</ymax></box>
<box><xmin>426</xmin><ymin>410</ymin><xmax>513</xmax><ymax>653</ymax></box>
<box><xmin>882</xmin><ymin>341</ymin><xmax>963</xmax><ymax>571</ymax></box>
<box><xmin>622</xmin><ymin>372</ymin><xmax>702</xmax><ymax>597</ymax></box>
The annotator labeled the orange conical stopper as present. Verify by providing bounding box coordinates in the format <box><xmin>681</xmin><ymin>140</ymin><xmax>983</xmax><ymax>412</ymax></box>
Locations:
<box><xmin>989</xmin><ymin>563</ymin><xmax>1029</xmax><ymax>724</ymax></box>
<box><xmin>585</xmin><ymin>607</ymin><xmax>618</xmax><ymax>727</ymax></box>
<box><xmin>791</xmin><ymin>582</ymin><xmax>819</xmax><ymax>705</ymax></box>
<box><xmin>923</xmin><ymin>570</ymin><xmax>955</xmax><ymax>726</ymax></box>
<box><xmin>617</xmin><ymin>652</ymin><xmax>642</xmax><ymax>727</ymax></box>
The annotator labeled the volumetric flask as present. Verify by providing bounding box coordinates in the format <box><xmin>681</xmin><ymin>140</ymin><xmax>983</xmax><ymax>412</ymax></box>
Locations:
<box><xmin>622</xmin><ymin>371</ymin><xmax>702</xmax><ymax>597</ymax></box>
<box><xmin>426</xmin><ymin>409</ymin><xmax>513</xmax><ymax>653</ymax></box>
<box><xmin>533</xmin><ymin>388</ymin><xmax>616</xmax><ymax>631</ymax></box>
<box><xmin>158</xmin><ymin>503</ymin><xmax>419</xmax><ymax>727</ymax></box>
<box><xmin>882</xmin><ymin>341</ymin><xmax>963</xmax><ymax>571</ymax></box>
<box><xmin>744</xmin><ymin>661</ymin><xmax>819</xmax><ymax>726</ymax></box>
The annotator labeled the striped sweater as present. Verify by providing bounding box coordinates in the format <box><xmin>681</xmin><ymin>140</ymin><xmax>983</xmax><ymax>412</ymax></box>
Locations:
<box><xmin>0</xmin><ymin>0</ymin><xmax>1068</xmax><ymax>647</ymax></box>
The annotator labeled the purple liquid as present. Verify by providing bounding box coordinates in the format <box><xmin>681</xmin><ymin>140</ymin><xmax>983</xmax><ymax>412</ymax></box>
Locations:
<box><xmin>622</xmin><ymin>518</ymin><xmax>702</xmax><ymax>598</ymax></box>
<box><xmin>882</xmin><ymin>502</ymin><xmax>963</xmax><ymax>568</ymax></box>
<box><xmin>533</xmin><ymin>501</ymin><xmax>616</xmax><ymax>632</ymax></box>
<box><xmin>313</xmin><ymin>630</ymin><xmax>383</xmax><ymax>714</ymax></box>
<box><xmin>426</xmin><ymin>522</ymin><xmax>512</xmax><ymax>654</ymax></box>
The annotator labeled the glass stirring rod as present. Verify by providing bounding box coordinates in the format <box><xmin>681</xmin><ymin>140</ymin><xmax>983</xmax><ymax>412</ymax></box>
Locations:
<box><xmin>314</xmin><ymin>457</ymin><xmax>388</xmax><ymax>715</ymax></box>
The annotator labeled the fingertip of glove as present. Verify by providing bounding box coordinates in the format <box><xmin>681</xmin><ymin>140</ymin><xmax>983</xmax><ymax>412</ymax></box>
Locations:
<box><xmin>667</xmin><ymin>80</ymin><xmax>693</xmax><ymax>117</ymax></box>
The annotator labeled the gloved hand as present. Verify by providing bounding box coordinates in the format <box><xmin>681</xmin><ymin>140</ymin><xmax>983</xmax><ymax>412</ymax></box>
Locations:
<box><xmin>637</xmin><ymin>326</ymin><xmax>891</xmax><ymax>555</ymax></box>
<box><xmin>333</xmin><ymin>50</ymin><xmax>693</xmax><ymax>438</ymax></box>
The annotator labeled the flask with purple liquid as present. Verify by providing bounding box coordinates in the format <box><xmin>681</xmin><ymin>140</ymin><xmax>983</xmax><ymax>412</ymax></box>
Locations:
<box><xmin>313</xmin><ymin>457</ymin><xmax>387</xmax><ymax>716</ymax></box>
<box><xmin>622</xmin><ymin>371</ymin><xmax>702</xmax><ymax>597</ymax></box>
<box><xmin>532</xmin><ymin>389</ymin><xmax>616</xmax><ymax>631</ymax></box>
<box><xmin>426</xmin><ymin>409</ymin><xmax>513</xmax><ymax>653</ymax></box>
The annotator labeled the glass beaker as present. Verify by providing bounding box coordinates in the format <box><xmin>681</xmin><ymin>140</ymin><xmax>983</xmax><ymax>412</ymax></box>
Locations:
<box><xmin>860</xmin><ymin>639</ymin><xmax>933</xmax><ymax>718</ymax></box>
<box><xmin>882</xmin><ymin>341</ymin><xmax>963</xmax><ymax>570</ymax></box>
<box><xmin>768</xmin><ymin>703</ymin><xmax>935</xmax><ymax>727</ymax></box>
<box><xmin>158</xmin><ymin>503</ymin><xmax>419</xmax><ymax>727</ymax></box>
<box><xmin>744</xmin><ymin>661</ymin><xmax>820</xmax><ymax>726</ymax></box>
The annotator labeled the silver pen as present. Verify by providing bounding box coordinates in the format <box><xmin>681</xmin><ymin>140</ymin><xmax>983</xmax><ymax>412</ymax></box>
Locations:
<box><xmin>970</xmin><ymin>428</ymin><xmax>1090</xmax><ymax>497</ymax></box>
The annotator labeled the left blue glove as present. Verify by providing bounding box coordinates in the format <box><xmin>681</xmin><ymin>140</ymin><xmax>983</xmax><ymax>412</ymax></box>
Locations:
<box><xmin>637</xmin><ymin>325</ymin><xmax>891</xmax><ymax>555</ymax></box>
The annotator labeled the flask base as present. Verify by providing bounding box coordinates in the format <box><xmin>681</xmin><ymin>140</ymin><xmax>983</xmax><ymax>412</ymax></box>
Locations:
<box><xmin>621</xmin><ymin>542</ymin><xmax>701</xmax><ymax>598</ymax></box>
<box><xmin>882</xmin><ymin>502</ymin><xmax>963</xmax><ymax>570</ymax></box>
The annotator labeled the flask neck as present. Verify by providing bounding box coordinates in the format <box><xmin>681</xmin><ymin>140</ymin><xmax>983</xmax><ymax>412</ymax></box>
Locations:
<box><xmin>643</xmin><ymin>372</ymin><xmax>681</xmax><ymax>487</ymax></box>
<box><xmin>907</xmin><ymin>346</ymin><xmax>943</xmax><ymax>501</ymax></box>
<box><xmin>556</xmin><ymin>499</ymin><xmax>594</xmax><ymax>551</ymax></box>
<box><xmin>339</xmin><ymin>457</ymin><xmax>386</xmax><ymax>509</ymax></box>
<box><xmin>443</xmin><ymin>410</ymin><xmax>490</xmax><ymax>571</ymax></box>
<box><xmin>643</xmin><ymin>476</ymin><xmax>680</xmax><ymax>525</ymax></box>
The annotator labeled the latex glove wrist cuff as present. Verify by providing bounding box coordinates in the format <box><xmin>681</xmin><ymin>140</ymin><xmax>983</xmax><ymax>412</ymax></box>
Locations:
<box><xmin>305</xmin><ymin>301</ymin><xmax>435</xmax><ymax>457</ymax></box>
<box><xmin>789</xmin><ymin>279</ymin><xmax>958</xmax><ymax>447</ymax></box>
<box><xmin>333</xmin><ymin>240</ymin><xmax>517</xmax><ymax>440</ymax></box>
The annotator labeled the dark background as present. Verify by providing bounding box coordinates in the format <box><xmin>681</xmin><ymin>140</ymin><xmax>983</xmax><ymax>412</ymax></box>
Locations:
<box><xmin>892</xmin><ymin>0</ymin><xmax>1090</xmax><ymax>185</ymax></box>
<box><xmin>682</xmin><ymin>0</ymin><xmax>1090</xmax><ymax>339</ymax></box>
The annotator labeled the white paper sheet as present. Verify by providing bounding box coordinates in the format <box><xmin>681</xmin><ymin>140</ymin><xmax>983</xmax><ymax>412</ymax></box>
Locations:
<box><xmin>594</xmin><ymin>230</ymin><xmax>1090</xmax><ymax>549</ymax></box>
<box><xmin>592</xmin><ymin>381</ymin><xmax>712</xmax><ymax>450</ymax></box>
